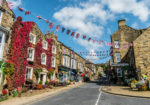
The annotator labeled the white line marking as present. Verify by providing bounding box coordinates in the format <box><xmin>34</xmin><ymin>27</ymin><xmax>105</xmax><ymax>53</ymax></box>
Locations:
<box><xmin>95</xmin><ymin>87</ymin><xmax>102</xmax><ymax>105</ymax></box>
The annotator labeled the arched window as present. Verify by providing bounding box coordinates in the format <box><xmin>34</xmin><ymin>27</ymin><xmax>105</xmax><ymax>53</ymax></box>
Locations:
<box><xmin>41</xmin><ymin>53</ymin><xmax>47</xmax><ymax>65</ymax></box>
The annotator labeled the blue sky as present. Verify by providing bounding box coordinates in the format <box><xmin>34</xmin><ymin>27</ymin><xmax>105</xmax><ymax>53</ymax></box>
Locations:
<box><xmin>7</xmin><ymin>0</ymin><xmax>150</xmax><ymax>64</ymax></box>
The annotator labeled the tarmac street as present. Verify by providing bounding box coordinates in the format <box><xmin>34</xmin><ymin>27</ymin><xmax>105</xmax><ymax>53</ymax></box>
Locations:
<box><xmin>30</xmin><ymin>79</ymin><xmax>150</xmax><ymax>105</ymax></box>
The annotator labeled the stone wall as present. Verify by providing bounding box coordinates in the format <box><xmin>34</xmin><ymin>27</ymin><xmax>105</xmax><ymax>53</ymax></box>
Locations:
<box><xmin>133</xmin><ymin>28</ymin><xmax>150</xmax><ymax>79</ymax></box>
<box><xmin>111</xmin><ymin>20</ymin><xmax>142</xmax><ymax>63</ymax></box>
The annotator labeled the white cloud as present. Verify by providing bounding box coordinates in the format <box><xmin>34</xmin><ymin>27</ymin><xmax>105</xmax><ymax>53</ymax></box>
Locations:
<box><xmin>74</xmin><ymin>38</ymin><xmax>103</xmax><ymax>62</ymax></box>
<box><xmin>131</xmin><ymin>22</ymin><xmax>138</xmax><ymax>28</ymax></box>
<box><xmin>7</xmin><ymin>0</ymin><xmax>22</xmax><ymax>9</ymax></box>
<box><xmin>53</xmin><ymin>2</ymin><xmax>114</xmax><ymax>38</ymax></box>
<box><xmin>86</xmin><ymin>49</ymin><xmax>99</xmax><ymax>63</ymax></box>
<box><xmin>101</xmin><ymin>0</ymin><xmax>149</xmax><ymax>22</ymax></box>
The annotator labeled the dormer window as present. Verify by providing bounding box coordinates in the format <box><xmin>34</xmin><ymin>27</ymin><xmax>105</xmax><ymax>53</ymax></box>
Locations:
<box><xmin>42</xmin><ymin>41</ymin><xmax>48</xmax><ymax>50</ymax></box>
<box><xmin>29</xmin><ymin>33</ymin><xmax>36</xmax><ymax>44</ymax></box>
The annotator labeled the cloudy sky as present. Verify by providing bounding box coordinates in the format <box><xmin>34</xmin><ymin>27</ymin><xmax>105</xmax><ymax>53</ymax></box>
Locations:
<box><xmin>7</xmin><ymin>0</ymin><xmax>150</xmax><ymax>64</ymax></box>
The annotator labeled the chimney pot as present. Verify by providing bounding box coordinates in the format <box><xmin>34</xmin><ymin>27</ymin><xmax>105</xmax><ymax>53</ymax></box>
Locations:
<box><xmin>118</xmin><ymin>19</ymin><xmax>126</xmax><ymax>28</ymax></box>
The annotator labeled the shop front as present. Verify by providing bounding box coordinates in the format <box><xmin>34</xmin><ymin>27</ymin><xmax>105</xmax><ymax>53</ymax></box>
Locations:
<box><xmin>70</xmin><ymin>69</ymin><xmax>78</xmax><ymax>82</ymax></box>
<box><xmin>58</xmin><ymin>66</ymin><xmax>70</xmax><ymax>82</ymax></box>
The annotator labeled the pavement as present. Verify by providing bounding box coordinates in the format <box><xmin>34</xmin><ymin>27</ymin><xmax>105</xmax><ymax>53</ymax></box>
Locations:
<box><xmin>102</xmin><ymin>85</ymin><xmax>150</xmax><ymax>98</ymax></box>
<box><xmin>0</xmin><ymin>82</ymin><xmax>84</xmax><ymax>105</ymax></box>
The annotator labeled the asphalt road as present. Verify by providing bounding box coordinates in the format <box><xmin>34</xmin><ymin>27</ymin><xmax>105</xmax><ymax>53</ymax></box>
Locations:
<box><xmin>30</xmin><ymin>79</ymin><xmax>150</xmax><ymax>105</ymax></box>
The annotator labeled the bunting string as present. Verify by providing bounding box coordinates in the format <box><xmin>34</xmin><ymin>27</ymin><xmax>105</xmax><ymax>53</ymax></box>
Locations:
<box><xmin>17</xmin><ymin>6</ymin><xmax>133</xmax><ymax>48</ymax></box>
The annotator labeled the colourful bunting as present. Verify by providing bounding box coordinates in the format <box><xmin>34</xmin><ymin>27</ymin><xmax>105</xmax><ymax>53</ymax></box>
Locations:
<box><xmin>37</xmin><ymin>16</ymin><xmax>42</xmax><ymax>19</ymax></box>
<box><xmin>93</xmin><ymin>39</ymin><xmax>95</xmax><ymax>43</ymax></box>
<box><xmin>67</xmin><ymin>30</ymin><xmax>71</xmax><ymax>35</ymax></box>
<box><xmin>56</xmin><ymin>25</ymin><xmax>60</xmax><ymax>32</ymax></box>
<box><xmin>25</xmin><ymin>11</ymin><xmax>31</xmax><ymax>15</ymax></box>
<box><xmin>71</xmin><ymin>32</ymin><xmax>75</xmax><ymax>36</ymax></box>
<box><xmin>83</xmin><ymin>35</ymin><xmax>86</xmax><ymax>39</ymax></box>
<box><xmin>88</xmin><ymin>38</ymin><xmax>91</xmax><ymax>42</ymax></box>
<box><xmin>49</xmin><ymin>23</ymin><xmax>54</xmax><ymax>29</ymax></box>
<box><xmin>76</xmin><ymin>33</ymin><xmax>80</xmax><ymax>38</ymax></box>
<box><xmin>18</xmin><ymin>7</ymin><xmax>23</xmax><ymax>12</ymax></box>
<box><xmin>45</xmin><ymin>19</ymin><xmax>49</xmax><ymax>23</ymax></box>
<box><xmin>62</xmin><ymin>27</ymin><xmax>65</xmax><ymax>32</ymax></box>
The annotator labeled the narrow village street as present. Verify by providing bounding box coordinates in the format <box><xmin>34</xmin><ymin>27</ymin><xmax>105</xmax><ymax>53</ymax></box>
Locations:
<box><xmin>29</xmin><ymin>79</ymin><xmax>150</xmax><ymax>105</ymax></box>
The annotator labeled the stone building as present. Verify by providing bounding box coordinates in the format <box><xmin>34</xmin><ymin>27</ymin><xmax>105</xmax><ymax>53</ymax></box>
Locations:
<box><xmin>0</xmin><ymin>0</ymin><xmax>15</xmax><ymax>89</ymax></box>
<box><xmin>111</xmin><ymin>19</ymin><xmax>149</xmax><ymax>83</ymax></box>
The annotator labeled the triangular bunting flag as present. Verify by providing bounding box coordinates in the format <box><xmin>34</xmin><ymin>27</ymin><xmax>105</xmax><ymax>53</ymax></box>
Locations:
<box><xmin>62</xmin><ymin>27</ymin><xmax>65</xmax><ymax>32</ymax></box>
<box><xmin>83</xmin><ymin>35</ymin><xmax>86</xmax><ymax>39</ymax></box>
<box><xmin>56</xmin><ymin>25</ymin><xmax>60</xmax><ymax>32</ymax></box>
<box><xmin>45</xmin><ymin>19</ymin><xmax>49</xmax><ymax>23</ymax></box>
<box><xmin>25</xmin><ymin>11</ymin><xmax>31</xmax><ymax>15</ymax></box>
<box><xmin>76</xmin><ymin>33</ymin><xmax>80</xmax><ymax>38</ymax></box>
<box><xmin>49</xmin><ymin>23</ymin><xmax>54</xmax><ymax>29</ymax></box>
<box><xmin>18</xmin><ymin>7</ymin><xmax>23</xmax><ymax>11</ymax></box>
<box><xmin>67</xmin><ymin>30</ymin><xmax>71</xmax><ymax>35</ymax></box>
<box><xmin>71</xmin><ymin>32</ymin><xmax>75</xmax><ymax>36</ymax></box>
<box><xmin>88</xmin><ymin>38</ymin><xmax>91</xmax><ymax>42</ymax></box>
<box><xmin>93</xmin><ymin>39</ymin><xmax>95</xmax><ymax>43</ymax></box>
<box><xmin>37</xmin><ymin>16</ymin><xmax>42</xmax><ymax>19</ymax></box>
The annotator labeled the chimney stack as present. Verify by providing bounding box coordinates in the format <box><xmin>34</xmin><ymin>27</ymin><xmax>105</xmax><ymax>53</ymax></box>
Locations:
<box><xmin>118</xmin><ymin>19</ymin><xmax>126</xmax><ymax>28</ymax></box>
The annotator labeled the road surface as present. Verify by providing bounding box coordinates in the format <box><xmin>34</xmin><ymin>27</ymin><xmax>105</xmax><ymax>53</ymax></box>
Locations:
<box><xmin>30</xmin><ymin>79</ymin><xmax>150</xmax><ymax>105</ymax></box>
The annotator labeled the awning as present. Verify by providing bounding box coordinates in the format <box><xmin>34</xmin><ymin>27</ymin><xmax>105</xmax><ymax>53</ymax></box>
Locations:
<box><xmin>111</xmin><ymin>63</ymin><xmax>129</xmax><ymax>67</ymax></box>
<box><xmin>59</xmin><ymin>67</ymin><xmax>69</xmax><ymax>72</ymax></box>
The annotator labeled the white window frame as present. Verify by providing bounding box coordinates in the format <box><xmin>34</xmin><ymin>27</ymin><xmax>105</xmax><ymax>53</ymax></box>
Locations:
<box><xmin>41</xmin><ymin>53</ymin><xmax>47</xmax><ymax>65</ymax></box>
<box><xmin>52</xmin><ymin>57</ymin><xmax>56</xmax><ymax>67</ymax></box>
<box><xmin>42</xmin><ymin>40</ymin><xmax>48</xmax><ymax>50</ymax></box>
<box><xmin>116</xmin><ymin>53</ymin><xmax>121</xmax><ymax>63</ymax></box>
<box><xmin>0</xmin><ymin>10</ymin><xmax>3</xmax><ymax>25</ymax></box>
<box><xmin>71</xmin><ymin>59</ymin><xmax>76</xmax><ymax>69</ymax></box>
<box><xmin>27</xmin><ymin>48</ymin><xmax>35</xmax><ymax>61</ymax></box>
<box><xmin>29</xmin><ymin>33</ymin><xmax>36</xmax><ymax>44</ymax></box>
<box><xmin>52</xmin><ymin>45</ymin><xmax>56</xmax><ymax>54</ymax></box>
<box><xmin>117</xmin><ymin>68</ymin><xmax>122</xmax><ymax>77</ymax></box>
<box><xmin>26</xmin><ymin>67</ymin><xmax>33</xmax><ymax>79</ymax></box>
<box><xmin>114</xmin><ymin>40</ymin><xmax>119</xmax><ymax>48</ymax></box>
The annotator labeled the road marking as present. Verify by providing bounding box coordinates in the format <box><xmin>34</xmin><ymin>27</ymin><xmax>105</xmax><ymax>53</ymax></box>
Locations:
<box><xmin>95</xmin><ymin>87</ymin><xmax>102</xmax><ymax>105</ymax></box>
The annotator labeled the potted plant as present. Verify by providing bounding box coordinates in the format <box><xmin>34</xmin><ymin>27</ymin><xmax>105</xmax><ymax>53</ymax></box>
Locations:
<box><xmin>37</xmin><ymin>81</ymin><xmax>43</xmax><ymax>90</ymax></box>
